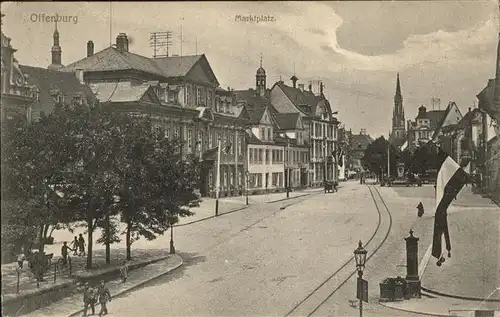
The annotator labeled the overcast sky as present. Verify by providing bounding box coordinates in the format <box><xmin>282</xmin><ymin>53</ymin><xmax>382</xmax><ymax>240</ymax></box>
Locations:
<box><xmin>1</xmin><ymin>1</ymin><xmax>498</xmax><ymax>138</ymax></box>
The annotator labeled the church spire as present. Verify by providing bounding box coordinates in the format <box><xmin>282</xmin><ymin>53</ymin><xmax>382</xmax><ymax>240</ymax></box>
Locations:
<box><xmin>48</xmin><ymin>21</ymin><xmax>63</xmax><ymax>70</ymax></box>
<box><xmin>395</xmin><ymin>72</ymin><xmax>402</xmax><ymax>101</ymax></box>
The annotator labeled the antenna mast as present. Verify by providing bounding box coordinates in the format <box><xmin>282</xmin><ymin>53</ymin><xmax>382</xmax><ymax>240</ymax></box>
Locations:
<box><xmin>180</xmin><ymin>17</ymin><xmax>184</xmax><ymax>57</ymax></box>
<box><xmin>149</xmin><ymin>31</ymin><xmax>172</xmax><ymax>58</ymax></box>
<box><xmin>109</xmin><ymin>2</ymin><xmax>112</xmax><ymax>46</ymax></box>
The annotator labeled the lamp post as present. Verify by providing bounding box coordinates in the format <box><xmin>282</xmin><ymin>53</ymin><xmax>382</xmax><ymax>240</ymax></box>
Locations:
<box><xmin>245</xmin><ymin>170</ymin><xmax>249</xmax><ymax>205</ymax></box>
<box><xmin>169</xmin><ymin>215</ymin><xmax>175</xmax><ymax>254</ymax></box>
<box><xmin>354</xmin><ymin>240</ymin><xmax>367</xmax><ymax>317</ymax></box>
<box><xmin>323</xmin><ymin>136</ymin><xmax>327</xmax><ymax>182</ymax></box>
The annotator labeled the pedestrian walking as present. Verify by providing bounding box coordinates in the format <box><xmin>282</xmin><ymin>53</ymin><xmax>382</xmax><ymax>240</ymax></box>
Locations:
<box><xmin>61</xmin><ymin>242</ymin><xmax>72</xmax><ymax>265</ymax></box>
<box><xmin>17</xmin><ymin>253</ymin><xmax>26</xmax><ymax>269</ymax></box>
<box><xmin>71</xmin><ymin>237</ymin><xmax>79</xmax><ymax>256</ymax></box>
<box><xmin>119</xmin><ymin>261</ymin><xmax>128</xmax><ymax>283</ymax></box>
<box><xmin>96</xmin><ymin>280</ymin><xmax>111</xmax><ymax>316</ymax></box>
<box><xmin>78</xmin><ymin>234</ymin><xmax>86</xmax><ymax>256</ymax></box>
<box><xmin>82</xmin><ymin>283</ymin><xmax>96</xmax><ymax>316</ymax></box>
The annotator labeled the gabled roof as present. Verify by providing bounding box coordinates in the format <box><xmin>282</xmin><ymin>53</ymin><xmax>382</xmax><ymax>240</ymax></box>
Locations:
<box><xmin>351</xmin><ymin>134</ymin><xmax>373</xmax><ymax>151</ymax></box>
<box><xmin>273</xmin><ymin>113</ymin><xmax>301</xmax><ymax>130</ymax></box>
<box><xmin>246</xmin><ymin>130</ymin><xmax>275</xmax><ymax>145</ymax></box>
<box><xmin>19</xmin><ymin>65</ymin><xmax>97</xmax><ymax>119</ymax></box>
<box><xmin>153</xmin><ymin>54</ymin><xmax>219</xmax><ymax>85</ymax></box>
<box><xmin>431</xmin><ymin>102</ymin><xmax>462</xmax><ymax>139</ymax></box>
<box><xmin>477</xmin><ymin>79</ymin><xmax>500</xmax><ymax>121</ymax></box>
<box><xmin>427</xmin><ymin>110</ymin><xmax>446</xmax><ymax>131</ymax></box>
<box><xmin>233</xmin><ymin>89</ymin><xmax>276</xmax><ymax>125</ymax></box>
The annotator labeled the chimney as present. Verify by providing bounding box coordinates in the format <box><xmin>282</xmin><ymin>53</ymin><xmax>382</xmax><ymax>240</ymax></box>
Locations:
<box><xmin>418</xmin><ymin>105</ymin><xmax>427</xmax><ymax>116</ymax></box>
<box><xmin>290</xmin><ymin>75</ymin><xmax>298</xmax><ymax>88</ymax></box>
<box><xmin>116</xmin><ymin>33</ymin><xmax>129</xmax><ymax>52</ymax></box>
<box><xmin>87</xmin><ymin>41</ymin><xmax>94</xmax><ymax>57</ymax></box>
<box><xmin>320</xmin><ymin>82</ymin><xmax>324</xmax><ymax>96</ymax></box>
<box><xmin>308</xmin><ymin>84</ymin><xmax>312</xmax><ymax>92</ymax></box>
<box><xmin>298</xmin><ymin>84</ymin><xmax>304</xmax><ymax>92</ymax></box>
<box><xmin>468</xmin><ymin>107</ymin><xmax>472</xmax><ymax>113</ymax></box>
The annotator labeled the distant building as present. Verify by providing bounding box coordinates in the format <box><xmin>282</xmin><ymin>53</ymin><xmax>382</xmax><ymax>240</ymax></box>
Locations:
<box><xmin>349</xmin><ymin>129</ymin><xmax>373</xmax><ymax>175</ymax></box>
<box><xmin>1</xmin><ymin>16</ymin><xmax>95</xmax><ymax>123</ymax></box>
<box><xmin>270</xmin><ymin>77</ymin><xmax>339</xmax><ymax>186</ymax></box>
<box><xmin>389</xmin><ymin>73</ymin><xmax>406</xmax><ymax>148</ymax></box>
<box><xmin>406</xmin><ymin>102</ymin><xmax>462</xmax><ymax>151</ymax></box>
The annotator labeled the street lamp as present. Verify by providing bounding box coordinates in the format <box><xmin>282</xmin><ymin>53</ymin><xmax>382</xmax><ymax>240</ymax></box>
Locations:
<box><xmin>354</xmin><ymin>240</ymin><xmax>367</xmax><ymax>317</ymax></box>
<box><xmin>245</xmin><ymin>170</ymin><xmax>249</xmax><ymax>206</ymax></box>
<box><xmin>169</xmin><ymin>215</ymin><xmax>175</xmax><ymax>254</ymax></box>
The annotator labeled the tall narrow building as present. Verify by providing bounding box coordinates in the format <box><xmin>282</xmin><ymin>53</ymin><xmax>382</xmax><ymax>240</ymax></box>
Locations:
<box><xmin>48</xmin><ymin>22</ymin><xmax>63</xmax><ymax>70</ymax></box>
<box><xmin>390</xmin><ymin>73</ymin><xmax>406</xmax><ymax>146</ymax></box>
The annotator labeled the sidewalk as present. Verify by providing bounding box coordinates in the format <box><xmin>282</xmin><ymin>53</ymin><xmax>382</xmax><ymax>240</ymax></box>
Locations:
<box><xmin>380</xmin><ymin>294</ymin><xmax>500</xmax><ymax>317</ymax></box>
<box><xmin>420</xmin><ymin>206</ymin><xmax>500</xmax><ymax>302</ymax></box>
<box><xmin>177</xmin><ymin>187</ymin><xmax>323</xmax><ymax>226</ymax></box>
<box><xmin>19</xmin><ymin>254</ymin><xmax>183</xmax><ymax>317</ymax></box>
<box><xmin>1</xmin><ymin>248</ymin><xmax>170</xmax><ymax>300</ymax></box>
<box><xmin>453</xmin><ymin>185</ymin><xmax>499</xmax><ymax>208</ymax></box>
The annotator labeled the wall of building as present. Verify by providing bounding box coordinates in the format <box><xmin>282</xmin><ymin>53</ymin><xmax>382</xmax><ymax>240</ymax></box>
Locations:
<box><xmin>247</xmin><ymin>144</ymin><xmax>285</xmax><ymax>190</ymax></box>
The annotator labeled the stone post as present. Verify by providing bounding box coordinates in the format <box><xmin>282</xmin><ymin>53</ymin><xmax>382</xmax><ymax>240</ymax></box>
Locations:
<box><xmin>404</xmin><ymin>229</ymin><xmax>421</xmax><ymax>298</ymax></box>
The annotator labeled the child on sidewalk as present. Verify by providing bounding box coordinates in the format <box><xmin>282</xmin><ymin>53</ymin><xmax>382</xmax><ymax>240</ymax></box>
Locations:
<box><xmin>119</xmin><ymin>261</ymin><xmax>128</xmax><ymax>283</ymax></box>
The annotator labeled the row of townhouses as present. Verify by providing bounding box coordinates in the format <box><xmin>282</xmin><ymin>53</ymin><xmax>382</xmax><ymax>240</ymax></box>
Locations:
<box><xmin>1</xmin><ymin>21</ymin><xmax>345</xmax><ymax>198</ymax></box>
<box><xmin>388</xmin><ymin>54</ymin><xmax>500</xmax><ymax>202</ymax></box>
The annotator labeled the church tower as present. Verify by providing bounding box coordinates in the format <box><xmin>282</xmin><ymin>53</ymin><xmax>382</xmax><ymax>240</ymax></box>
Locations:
<box><xmin>256</xmin><ymin>54</ymin><xmax>266</xmax><ymax>97</ymax></box>
<box><xmin>48</xmin><ymin>22</ymin><xmax>63</xmax><ymax>70</ymax></box>
<box><xmin>391</xmin><ymin>73</ymin><xmax>406</xmax><ymax>141</ymax></box>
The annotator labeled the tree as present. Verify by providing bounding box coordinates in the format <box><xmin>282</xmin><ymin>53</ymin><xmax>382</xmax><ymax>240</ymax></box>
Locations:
<box><xmin>361</xmin><ymin>136</ymin><xmax>398</xmax><ymax>180</ymax></box>
<box><xmin>115</xmin><ymin>115</ymin><xmax>200</xmax><ymax>260</ymax></box>
<box><xmin>1</xmin><ymin>104</ymin><xmax>82</xmax><ymax>261</ymax></box>
<box><xmin>61</xmin><ymin>104</ymin><xmax>125</xmax><ymax>269</ymax></box>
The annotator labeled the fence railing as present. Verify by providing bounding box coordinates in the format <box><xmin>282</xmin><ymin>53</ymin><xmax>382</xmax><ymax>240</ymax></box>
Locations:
<box><xmin>15</xmin><ymin>255</ymin><xmax>73</xmax><ymax>293</ymax></box>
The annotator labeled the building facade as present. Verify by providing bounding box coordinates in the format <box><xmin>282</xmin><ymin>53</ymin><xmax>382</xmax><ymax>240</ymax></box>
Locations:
<box><xmin>270</xmin><ymin>78</ymin><xmax>339</xmax><ymax>186</ymax></box>
<box><xmin>60</xmin><ymin>32</ymin><xmax>249</xmax><ymax>197</ymax></box>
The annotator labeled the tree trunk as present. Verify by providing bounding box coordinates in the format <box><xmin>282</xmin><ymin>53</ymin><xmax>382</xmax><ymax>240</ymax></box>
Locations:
<box><xmin>43</xmin><ymin>225</ymin><xmax>50</xmax><ymax>240</ymax></box>
<box><xmin>38</xmin><ymin>225</ymin><xmax>45</xmax><ymax>253</ymax></box>
<box><xmin>105</xmin><ymin>213</ymin><xmax>110</xmax><ymax>264</ymax></box>
<box><xmin>86</xmin><ymin>216</ymin><xmax>93</xmax><ymax>269</ymax></box>
<box><xmin>126</xmin><ymin>220</ymin><xmax>132</xmax><ymax>260</ymax></box>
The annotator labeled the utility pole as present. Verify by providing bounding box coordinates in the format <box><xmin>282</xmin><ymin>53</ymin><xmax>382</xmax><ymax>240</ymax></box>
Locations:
<box><xmin>149</xmin><ymin>31</ymin><xmax>172</xmax><ymax>58</ymax></box>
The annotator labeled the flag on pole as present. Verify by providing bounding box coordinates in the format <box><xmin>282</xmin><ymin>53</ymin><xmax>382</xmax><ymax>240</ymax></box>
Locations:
<box><xmin>336</xmin><ymin>147</ymin><xmax>344</xmax><ymax>167</ymax></box>
<box><xmin>222</xmin><ymin>142</ymin><xmax>232</xmax><ymax>155</ymax></box>
<box><xmin>423</xmin><ymin>141</ymin><xmax>471</xmax><ymax>266</ymax></box>
<box><xmin>400</xmin><ymin>140</ymin><xmax>408</xmax><ymax>151</ymax></box>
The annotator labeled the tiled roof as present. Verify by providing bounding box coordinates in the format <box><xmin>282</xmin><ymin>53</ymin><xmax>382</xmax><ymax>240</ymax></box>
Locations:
<box><xmin>153</xmin><ymin>55</ymin><xmax>202</xmax><ymax>78</ymax></box>
<box><xmin>62</xmin><ymin>49</ymin><xmax>217</xmax><ymax>85</ymax></box>
<box><xmin>351</xmin><ymin>134</ymin><xmax>373</xmax><ymax>150</ymax></box>
<box><xmin>19</xmin><ymin>65</ymin><xmax>96</xmax><ymax>120</ymax></box>
<box><xmin>62</xmin><ymin>47</ymin><xmax>162</xmax><ymax>76</ymax></box>
<box><xmin>426</xmin><ymin>110</ymin><xmax>446</xmax><ymax>131</ymax></box>
<box><xmin>89</xmin><ymin>82</ymin><xmax>150</xmax><ymax>103</ymax></box>
<box><xmin>246</xmin><ymin>130</ymin><xmax>274</xmax><ymax>145</ymax></box>
<box><xmin>273</xmin><ymin>113</ymin><xmax>300</xmax><ymax>130</ymax></box>
<box><xmin>233</xmin><ymin>89</ymin><xmax>275</xmax><ymax>124</ymax></box>
<box><xmin>477</xmin><ymin>79</ymin><xmax>500</xmax><ymax>121</ymax></box>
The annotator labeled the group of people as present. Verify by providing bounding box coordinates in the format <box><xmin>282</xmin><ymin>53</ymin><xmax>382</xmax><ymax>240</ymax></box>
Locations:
<box><xmin>71</xmin><ymin>234</ymin><xmax>87</xmax><ymax>256</ymax></box>
<box><xmin>60</xmin><ymin>234</ymin><xmax>86</xmax><ymax>265</ymax></box>
<box><xmin>83</xmin><ymin>280</ymin><xmax>112</xmax><ymax>316</ymax></box>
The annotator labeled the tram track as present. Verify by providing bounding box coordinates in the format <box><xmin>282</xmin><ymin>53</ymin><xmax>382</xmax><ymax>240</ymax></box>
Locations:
<box><xmin>284</xmin><ymin>184</ymin><xmax>394</xmax><ymax>317</ymax></box>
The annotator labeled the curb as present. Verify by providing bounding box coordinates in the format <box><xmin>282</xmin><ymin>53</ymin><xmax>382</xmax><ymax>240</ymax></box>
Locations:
<box><xmin>420</xmin><ymin>286</ymin><xmax>500</xmax><ymax>303</ymax></box>
<box><xmin>67</xmin><ymin>254</ymin><xmax>183</xmax><ymax>317</ymax></box>
<box><xmin>378</xmin><ymin>301</ymin><xmax>450</xmax><ymax>317</ymax></box>
<box><xmin>176</xmin><ymin>190</ymin><xmax>323</xmax><ymax>227</ymax></box>
<box><xmin>175</xmin><ymin>205</ymin><xmax>250</xmax><ymax>227</ymax></box>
